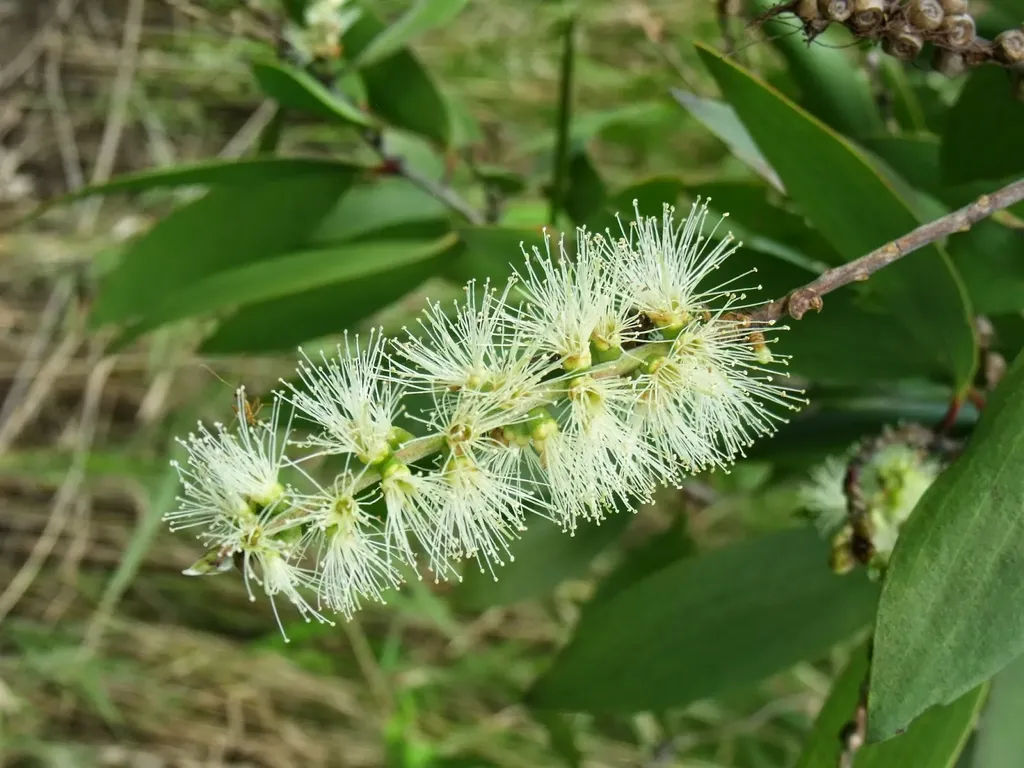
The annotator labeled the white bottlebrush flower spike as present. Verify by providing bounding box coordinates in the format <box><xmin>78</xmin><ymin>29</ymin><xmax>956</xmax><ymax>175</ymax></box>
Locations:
<box><xmin>166</xmin><ymin>199</ymin><xmax>806</xmax><ymax>633</ymax></box>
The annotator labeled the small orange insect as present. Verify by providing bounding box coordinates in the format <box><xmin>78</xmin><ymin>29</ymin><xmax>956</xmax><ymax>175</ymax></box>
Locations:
<box><xmin>232</xmin><ymin>393</ymin><xmax>264</xmax><ymax>426</ymax></box>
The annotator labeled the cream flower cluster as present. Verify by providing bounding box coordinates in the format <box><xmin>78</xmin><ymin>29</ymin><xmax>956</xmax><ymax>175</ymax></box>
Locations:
<box><xmin>168</xmin><ymin>201</ymin><xmax>804</xmax><ymax>638</ymax></box>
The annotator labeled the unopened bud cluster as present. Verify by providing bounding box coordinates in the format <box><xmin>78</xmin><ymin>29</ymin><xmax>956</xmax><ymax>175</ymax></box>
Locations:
<box><xmin>800</xmin><ymin>427</ymin><xmax>945</xmax><ymax>579</ymax></box>
<box><xmin>785</xmin><ymin>0</ymin><xmax>1024</xmax><ymax>76</ymax></box>
<box><xmin>168</xmin><ymin>202</ymin><xmax>804</xmax><ymax>637</ymax></box>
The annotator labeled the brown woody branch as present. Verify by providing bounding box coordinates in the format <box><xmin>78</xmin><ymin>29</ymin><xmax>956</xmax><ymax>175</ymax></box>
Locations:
<box><xmin>747</xmin><ymin>177</ymin><xmax>1024</xmax><ymax>324</ymax></box>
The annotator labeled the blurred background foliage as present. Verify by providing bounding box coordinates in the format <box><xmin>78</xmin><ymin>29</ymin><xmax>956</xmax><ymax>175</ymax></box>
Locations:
<box><xmin>2</xmin><ymin>0</ymin><xmax>1024</xmax><ymax>766</ymax></box>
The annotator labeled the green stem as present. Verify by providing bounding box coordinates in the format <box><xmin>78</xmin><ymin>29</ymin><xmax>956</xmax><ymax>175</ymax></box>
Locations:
<box><xmin>351</xmin><ymin>341</ymin><xmax>670</xmax><ymax>493</ymax></box>
<box><xmin>547</xmin><ymin>13</ymin><xmax>577</xmax><ymax>227</ymax></box>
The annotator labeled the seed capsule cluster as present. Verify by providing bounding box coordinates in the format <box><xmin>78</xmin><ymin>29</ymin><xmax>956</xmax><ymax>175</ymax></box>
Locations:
<box><xmin>780</xmin><ymin>0</ymin><xmax>1024</xmax><ymax>76</ymax></box>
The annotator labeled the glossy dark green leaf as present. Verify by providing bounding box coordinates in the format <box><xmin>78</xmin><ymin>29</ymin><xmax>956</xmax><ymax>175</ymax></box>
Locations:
<box><xmin>562</xmin><ymin>151</ymin><xmax>607</xmax><ymax>224</ymax></box>
<box><xmin>452</xmin><ymin>226</ymin><xmax>546</xmax><ymax>285</ymax></box>
<box><xmin>941</xmin><ymin>68</ymin><xmax>1024</xmax><ymax>186</ymax></box>
<box><xmin>307</xmin><ymin>178</ymin><xmax>450</xmax><ymax>245</ymax></box>
<box><xmin>252</xmin><ymin>61</ymin><xmax>376</xmax><ymax>128</ymax></box>
<box><xmin>857</xmin><ymin>687</ymin><xmax>986</xmax><ymax>768</ymax></box>
<box><xmin>687</xmin><ymin>179</ymin><xmax>840</xmax><ymax>267</ymax></box>
<box><xmin>31</xmin><ymin>157</ymin><xmax>364</xmax><ymax>218</ymax></box>
<box><xmin>697</xmin><ymin>44</ymin><xmax>976</xmax><ymax>391</ymax></box>
<box><xmin>457</xmin><ymin>514</ymin><xmax>631</xmax><ymax>610</ymax></box>
<box><xmin>343</xmin><ymin>8</ymin><xmax>450</xmax><ymax>145</ymax></box>
<box><xmin>353</xmin><ymin>0</ymin><xmax>469</xmax><ymax>68</ymax></box>
<box><xmin>798</xmin><ymin>645</ymin><xmax>986</xmax><ymax>768</ymax></box>
<box><xmin>201</xmin><ymin>241</ymin><xmax>450</xmax><ymax>353</ymax></box>
<box><xmin>92</xmin><ymin>170</ymin><xmax>357</xmax><ymax>327</ymax></box>
<box><xmin>670</xmin><ymin>89</ymin><xmax>783</xmax><ymax>193</ymax></box>
<box><xmin>751</xmin><ymin>0</ymin><xmax>884</xmax><ymax>138</ymax></box>
<box><xmin>117</xmin><ymin>237</ymin><xmax>455</xmax><ymax>342</ymax></box>
<box><xmin>947</xmin><ymin>221</ymin><xmax>1024</xmax><ymax>315</ymax></box>
<box><xmin>973</xmin><ymin>653</ymin><xmax>1024</xmax><ymax>768</ymax></box>
<box><xmin>870</xmin><ymin>350</ymin><xmax>1024</xmax><ymax>740</ymax></box>
<box><xmin>862</xmin><ymin>135</ymin><xmax>1024</xmax><ymax>219</ymax></box>
<box><xmin>528</xmin><ymin>528</ymin><xmax>879</xmax><ymax>713</ymax></box>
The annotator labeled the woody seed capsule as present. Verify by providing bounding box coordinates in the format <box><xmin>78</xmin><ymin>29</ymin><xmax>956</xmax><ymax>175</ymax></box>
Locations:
<box><xmin>907</xmin><ymin>0</ymin><xmax>944</xmax><ymax>31</ymax></box>
<box><xmin>851</xmin><ymin>0</ymin><xmax>886</xmax><ymax>32</ymax></box>
<box><xmin>941</xmin><ymin>13</ymin><xmax>976</xmax><ymax>48</ymax></box>
<box><xmin>818</xmin><ymin>0</ymin><xmax>853</xmax><ymax>22</ymax></box>
<box><xmin>883</xmin><ymin>22</ymin><xmax>925</xmax><ymax>60</ymax></box>
<box><xmin>993</xmin><ymin>29</ymin><xmax>1024</xmax><ymax>65</ymax></box>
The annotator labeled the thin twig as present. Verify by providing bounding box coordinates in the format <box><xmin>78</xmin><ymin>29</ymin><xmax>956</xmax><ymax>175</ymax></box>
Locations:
<box><xmin>365</xmin><ymin>130</ymin><xmax>483</xmax><ymax>225</ymax></box>
<box><xmin>388</xmin><ymin>154</ymin><xmax>484</xmax><ymax>226</ymax></box>
<box><xmin>748</xmin><ymin>178</ymin><xmax>1024</xmax><ymax>323</ymax></box>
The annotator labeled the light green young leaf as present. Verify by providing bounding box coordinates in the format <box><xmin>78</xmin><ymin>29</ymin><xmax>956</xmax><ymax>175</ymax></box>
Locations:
<box><xmin>352</xmin><ymin>0</ymin><xmax>469</xmax><ymax>68</ymax></box>
<box><xmin>670</xmin><ymin>89</ymin><xmax>784</xmax><ymax>193</ymax></box>
<box><xmin>91</xmin><ymin>170</ymin><xmax>356</xmax><ymax>326</ymax></box>
<box><xmin>252</xmin><ymin>61</ymin><xmax>376</xmax><ymax>128</ymax></box>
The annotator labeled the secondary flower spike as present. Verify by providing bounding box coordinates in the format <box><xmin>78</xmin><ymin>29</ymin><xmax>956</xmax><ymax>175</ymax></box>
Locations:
<box><xmin>166</xmin><ymin>200</ymin><xmax>805</xmax><ymax>636</ymax></box>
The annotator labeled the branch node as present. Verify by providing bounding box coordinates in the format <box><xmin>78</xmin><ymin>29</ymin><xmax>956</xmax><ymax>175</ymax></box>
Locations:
<box><xmin>788</xmin><ymin>289</ymin><xmax>823</xmax><ymax>320</ymax></box>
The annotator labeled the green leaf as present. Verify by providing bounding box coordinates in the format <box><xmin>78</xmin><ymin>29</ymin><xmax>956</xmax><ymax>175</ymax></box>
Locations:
<box><xmin>946</xmin><ymin>221</ymin><xmax>1024</xmax><ymax>315</ymax></box>
<box><xmin>697</xmin><ymin>44</ymin><xmax>976</xmax><ymax>391</ymax></box>
<box><xmin>869</xmin><ymin>350</ymin><xmax>1024</xmax><ymax>740</ymax></box>
<box><xmin>687</xmin><ymin>179</ymin><xmax>840</xmax><ymax>267</ymax></box>
<box><xmin>201</xmin><ymin>240</ymin><xmax>449</xmax><ymax>353</ymax></box>
<box><xmin>31</xmin><ymin>157</ymin><xmax>364</xmax><ymax>218</ymax></box>
<box><xmin>457</xmin><ymin>514</ymin><xmax>631</xmax><ymax>610</ymax></box>
<box><xmin>973</xmin><ymin>653</ymin><xmax>1024</xmax><ymax>768</ymax></box>
<box><xmin>750</xmin><ymin>1</ymin><xmax>885</xmax><ymax>138</ymax></box>
<box><xmin>585</xmin><ymin>176</ymin><xmax>684</xmax><ymax>234</ymax></box>
<box><xmin>878</xmin><ymin>59</ymin><xmax>929</xmax><ymax>134</ymax></box>
<box><xmin>343</xmin><ymin>8</ymin><xmax>450</xmax><ymax>145</ymax></box>
<box><xmin>795</xmin><ymin>644</ymin><xmax>871</xmax><ymax>768</ymax></box>
<box><xmin>252</xmin><ymin>61</ymin><xmax>376</xmax><ymax>128</ymax></box>
<box><xmin>528</xmin><ymin>528</ymin><xmax>878</xmax><ymax>713</ymax></box>
<box><xmin>941</xmin><ymin>68</ymin><xmax>1024</xmax><ymax>186</ymax></box>
<box><xmin>533</xmin><ymin>711</ymin><xmax>582</xmax><ymax>768</ymax></box>
<box><xmin>857</xmin><ymin>687</ymin><xmax>986</xmax><ymax>768</ymax></box>
<box><xmin>671</xmin><ymin>89</ymin><xmax>783</xmax><ymax>193</ymax></box>
<box><xmin>352</xmin><ymin>0</ymin><xmax>469</xmax><ymax>68</ymax></box>
<box><xmin>797</xmin><ymin>644</ymin><xmax>986</xmax><ymax>768</ymax></box>
<box><xmin>307</xmin><ymin>178</ymin><xmax>451</xmax><ymax>245</ymax></box>
<box><xmin>92</xmin><ymin>169</ymin><xmax>357</xmax><ymax>326</ymax></box>
<box><xmin>590</xmin><ymin>517</ymin><xmax>693</xmax><ymax>606</ymax></box>
<box><xmin>117</xmin><ymin>237</ymin><xmax>456</xmax><ymax>342</ymax></box>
